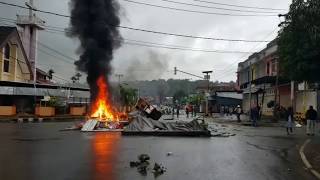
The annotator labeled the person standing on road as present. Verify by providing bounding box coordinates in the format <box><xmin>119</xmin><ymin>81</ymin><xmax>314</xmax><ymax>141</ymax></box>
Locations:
<box><xmin>234</xmin><ymin>105</ymin><xmax>242</xmax><ymax>123</ymax></box>
<box><xmin>251</xmin><ymin>106</ymin><xmax>259</xmax><ymax>127</ymax></box>
<box><xmin>305</xmin><ymin>106</ymin><xmax>318</xmax><ymax>136</ymax></box>
<box><xmin>185</xmin><ymin>105</ymin><xmax>189</xmax><ymax>118</ymax></box>
<box><xmin>176</xmin><ymin>105</ymin><xmax>180</xmax><ymax>118</ymax></box>
<box><xmin>286</xmin><ymin>107</ymin><xmax>294</xmax><ymax>135</ymax></box>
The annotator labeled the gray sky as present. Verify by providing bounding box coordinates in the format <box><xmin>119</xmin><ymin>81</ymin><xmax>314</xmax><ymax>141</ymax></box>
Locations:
<box><xmin>0</xmin><ymin>0</ymin><xmax>291</xmax><ymax>83</ymax></box>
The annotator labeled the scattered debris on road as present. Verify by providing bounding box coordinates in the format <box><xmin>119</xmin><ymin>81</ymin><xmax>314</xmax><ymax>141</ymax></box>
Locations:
<box><xmin>152</xmin><ymin>163</ymin><xmax>166</xmax><ymax>177</ymax></box>
<box><xmin>130</xmin><ymin>154</ymin><xmax>166</xmax><ymax>177</ymax></box>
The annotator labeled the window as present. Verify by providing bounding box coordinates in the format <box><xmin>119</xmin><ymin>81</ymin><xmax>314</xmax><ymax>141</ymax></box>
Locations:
<box><xmin>3</xmin><ymin>44</ymin><xmax>10</xmax><ymax>73</ymax></box>
<box><xmin>266</xmin><ymin>62</ymin><xmax>270</xmax><ymax>75</ymax></box>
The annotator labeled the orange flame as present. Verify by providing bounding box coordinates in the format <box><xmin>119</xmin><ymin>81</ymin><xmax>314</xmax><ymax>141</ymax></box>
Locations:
<box><xmin>91</xmin><ymin>76</ymin><xmax>119</xmax><ymax>121</ymax></box>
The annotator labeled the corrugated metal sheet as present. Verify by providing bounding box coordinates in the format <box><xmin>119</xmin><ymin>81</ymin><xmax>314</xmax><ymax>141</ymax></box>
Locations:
<box><xmin>0</xmin><ymin>86</ymin><xmax>90</xmax><ymax>98</ymax></box>
<box><xmin>216</xmin><ymin>92</ymin><xmax>243</xmax><ymax>100</ymax></box>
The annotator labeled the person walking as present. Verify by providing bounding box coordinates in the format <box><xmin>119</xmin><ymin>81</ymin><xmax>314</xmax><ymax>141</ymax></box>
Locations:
<box><xmin>305</xmin><ymin>106</ymin><xmax>317</xmax><ymax>136</ymax></box>
<box><xmin>286</xmin><ymin>107</ymin><xmax>294</xmax><ymax>135</ymax></box>
<box><xmin>235</xmin><ymin>105</ymin><xmax>242</xmax><ymax>123</ymax></box>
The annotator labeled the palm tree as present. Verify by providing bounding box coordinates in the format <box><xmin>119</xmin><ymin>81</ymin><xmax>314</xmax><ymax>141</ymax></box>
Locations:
<box><xmin>71</xmin><ymin>76</ymin><xmax>77</xmax><ymax>83</ymax></box>
<box><xmin>48</xmin><ymin>69</ymin><xmax>54</xmax><ymax>80</ymax></box>
<box><xmin>75</xmin><ymin>72</ymin><xmax>82</xmax><ymax>82</ymax></box>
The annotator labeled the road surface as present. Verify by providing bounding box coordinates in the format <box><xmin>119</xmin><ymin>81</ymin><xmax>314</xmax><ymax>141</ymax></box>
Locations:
<box><xmin>0</xmin><ymin>121</ymin><xmax>316</xmax><ymax>180</ymax></box>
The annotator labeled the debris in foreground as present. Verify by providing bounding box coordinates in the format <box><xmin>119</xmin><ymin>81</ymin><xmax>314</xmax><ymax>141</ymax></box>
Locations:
<box><xmin>130</xmin><ymin>154</ymin><xmax>165</xmax><ymax>177</ymax></box>
<box><xmin>152</xmin><ymin>163</ymin><xmax>166</xmax><ymax>177</ymax></box>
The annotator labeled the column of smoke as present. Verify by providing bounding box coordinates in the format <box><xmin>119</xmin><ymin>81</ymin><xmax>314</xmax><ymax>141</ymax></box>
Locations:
<box><xmin>67</xmin><ymin>0</ymin><xmax>122</xmax><ymax>105</ymax></box>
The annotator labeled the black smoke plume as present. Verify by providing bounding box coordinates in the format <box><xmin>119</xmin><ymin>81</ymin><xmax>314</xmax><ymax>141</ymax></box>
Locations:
<box><xmin>68</xmin><ymin>0</ymin><xmax>122</xmax><ymax>104</ymax></box>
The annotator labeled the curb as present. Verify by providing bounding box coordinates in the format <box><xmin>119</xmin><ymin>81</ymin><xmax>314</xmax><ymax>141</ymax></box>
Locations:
<box><xmin>300</xmin><ymin>139</ymin><xmax>320</xmax><ymax>179</ymax></box>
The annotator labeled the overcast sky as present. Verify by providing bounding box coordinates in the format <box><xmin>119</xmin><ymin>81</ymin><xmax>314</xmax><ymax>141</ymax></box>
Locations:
<box><xmin>0</xmin><ymin>0</ymin><xmax>291</xmax><ymax>83</ymax></box>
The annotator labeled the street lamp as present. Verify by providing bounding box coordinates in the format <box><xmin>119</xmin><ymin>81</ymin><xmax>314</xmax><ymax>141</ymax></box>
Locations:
<box><xmin>202</xmin><ymin>71</ymin><xmax>213</xmax><ymax>116</ymax></box>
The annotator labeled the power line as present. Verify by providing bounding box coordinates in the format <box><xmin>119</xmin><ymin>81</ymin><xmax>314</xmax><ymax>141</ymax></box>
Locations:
<box><xmin>0</xmin><ymin>1</ymin><xmax>70</xmax><ymax>18</ymax></box>
<box><xmin>39</xmin><ymin>26</ymin><xmax>256</xmax><ymax>54</ymax></box>
<box><xmin>192</xmin><ymin>0</ymin><xmax>287</xmax><ymax>11</ymax></box>
<box><xmin>154</xmin><ymin>0</ymin><xmax>281</xmax><ymax>14</ymax></box>
<box><xmin>119</xmin><ymin>26</ymin><xmax>270</xmax><ymax>42</ymax></box>
<box><xmin>46</xmin><ymin>24</ymin><xmax>270</xmax><ymax>43</ymax></box>
<box><xmin>37</xmin><ymin>41</ymin><xmax>76</xmax><ymax>61</ymax></box>
<box><xmin>124</xmin><ymin>40</ymin><xmax>252</xmax><ymax>54</ymax></box>
<box><xmin>121</xmin><ymin>0</ymin><xmax>278</xmax><ymax>17</ymax></box>
<box><xmin>37</xmin><ymin>47</ymin><xmax>75</xmax><ymax>65</ymax></box>
<box><xmin>0</xmin><ymin>0</ymin><xmax>278</xmax><ymax>17</ymax></box>
<box><xmin>0</xmin><ymin>3</ymin><xmax>274</xmax><ymax>43</ymax></box>
<box><xmin>214</xmin><ymin>28</ymin><xmax>279</xmax><ymax>79</ymax></box>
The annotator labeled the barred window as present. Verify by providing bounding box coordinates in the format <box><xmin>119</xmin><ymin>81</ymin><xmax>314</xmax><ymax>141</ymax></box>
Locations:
<box><xmin>3</xmin><ymin>44</ymin><xmax>10</xmax><ymax>73</ymax></box>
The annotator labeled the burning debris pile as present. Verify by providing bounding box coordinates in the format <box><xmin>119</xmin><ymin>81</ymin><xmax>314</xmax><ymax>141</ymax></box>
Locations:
<box><xmin>68</xmin><ymin>0</ymin><xmax>123</xmax><ymax>123</ymax></box>
<box><xmin>121</xmin><ymin>98</ymin><xmax>211</xmax><ymax>136</ymax></box>
<box><xmin>122</xmin><ymin>111</ymin><xmax>211</xmax><ymax>136</ymax></box>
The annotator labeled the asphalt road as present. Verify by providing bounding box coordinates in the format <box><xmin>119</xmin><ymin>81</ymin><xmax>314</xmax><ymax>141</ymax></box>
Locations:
<box><xmin>0</xmin><ymin>121</ymin><xmax>316</xmax><ymax>180</ymax></box>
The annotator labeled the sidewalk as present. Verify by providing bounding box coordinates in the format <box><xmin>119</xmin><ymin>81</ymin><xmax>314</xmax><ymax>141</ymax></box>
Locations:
<box><xmin>304</xmin><ymin>129</ymin><xmax>320</xmax><ymax>176</ymax></box>
<box><xmin>0</xmin><ymin>114</ymin><xmax>86</xmax><ymax>122</ymax></box>
<box><xmin>204</xmin><ymin>113</ymin><xmax>285</xmax><ymax>127</ymax></box>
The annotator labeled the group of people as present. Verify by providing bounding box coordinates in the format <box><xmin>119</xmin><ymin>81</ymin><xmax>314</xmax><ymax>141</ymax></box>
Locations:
<box><xmin>234</xmin><ymin>105</ymin><xmax>318</xmax><ymax>136</ymax></box>
<box><xmin>275</xmin><ymin>105</ymin><xmax>318</xmax><ymax>136</ymax></box>
<box><xmin>173</xmin><ymin>104</ymin><xmax>198</xmax><ymax>118</ymax></box>
<box><xmin>185</xmin><ymin>104</ymin><xmax>197</xmax><ymax>118</ymax></box>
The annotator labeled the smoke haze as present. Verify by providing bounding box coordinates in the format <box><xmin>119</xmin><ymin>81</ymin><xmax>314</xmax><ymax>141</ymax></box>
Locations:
<box><xmin>124</xmin><ymin>50</ymin><xmax>169</xmax><ymax>81</ymax></box>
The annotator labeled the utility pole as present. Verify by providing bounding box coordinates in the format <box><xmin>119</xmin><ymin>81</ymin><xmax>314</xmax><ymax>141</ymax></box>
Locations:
<box><xmin>248</xmin><ymin>62</ymin><xmax>252</xmax><ymax>120</ymax></box>
<box><xmin>290</xmin><ymin>81</ymin><xmax>295</xmax><ymax>110</ymax></box>
<box><xmin>203</xmin><ymin>71</ymin><xmax>213</xmax><ymax>116</ymax></box>
<box><xmin>273</xmin><ymin>60</ymin><xmax>279</xmax><ymax>120</ymax></box>
<box><xmin>115</xmin><ymin>74</ymin><xmax>123</xmax><ymax>109</ymax></box>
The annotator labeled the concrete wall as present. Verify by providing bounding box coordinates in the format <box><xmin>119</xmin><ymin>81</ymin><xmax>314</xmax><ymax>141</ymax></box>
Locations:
<box><xmin>35</xmin><ymin>107</ymin><xmax>55</xmax><ymax>117</ymax></box>
<box><xmin>70</xmin><ymin>106</ymin><xmax>86</xmax><ymax>116</ymax></box>
<box><xmin>0</xmin><ymin>106</ymin><xmax>16</xmax><ymax>116</ymax></box>
<box><xmin>279</xmin><ymin>85</ymin><xmax>291</xmax><ymax>108</ymax></box>
<box><xmin>295</xmin><ymin>91</ymin><xmax>317</xmax><ymax>115</ymax></box>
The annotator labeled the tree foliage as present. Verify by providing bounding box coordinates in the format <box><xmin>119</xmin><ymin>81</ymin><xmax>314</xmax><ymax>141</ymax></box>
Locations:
<box><xmin>120</xmin><ymin>86</ymin><xmax>138</xmax><ymax>106</ymax></box>
<box><xmin>187</xmin><ymin>94</ymin><xmax>205</xmax><ymax>105</ymax></box>
<box><xmin>278</xmin><ymin>0</ymin><xmax>320</xmax><ymax>82</ymax></box>
<box><xmin>173</xmin><ymin>90</ymin><xmax>187</xmax><ymax>104</ymax></box>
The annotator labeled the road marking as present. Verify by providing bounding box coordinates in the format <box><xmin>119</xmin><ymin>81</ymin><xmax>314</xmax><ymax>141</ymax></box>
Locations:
<box><xmin>299</xmin><ymin>139</ymin><xmax>320</xmax><ymax>179</ymax></box>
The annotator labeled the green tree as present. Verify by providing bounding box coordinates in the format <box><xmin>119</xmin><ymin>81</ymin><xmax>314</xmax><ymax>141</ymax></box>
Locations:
<box><xmin>173</xmin><ymin>90</ymin><xmax>187</xmax><ymax>104</ymax></box>
<box><xmin>120</xmin><ymin>86</ymin><xmax>138</xmax><ymax>106</ymax></box>
<box><xmin>188</xmin><ymin>94</ymin><xmax>205</xmax><ymax>105</ymax></box>
<box><xmin>278</xmin><ymin>0</ymin><xmax>320</xmax><ymax>82</ymax></box>
<box><xmin>71</xmin><ymin>76</ymin><xmax>77</xmax><ymax>83</ymax></box>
